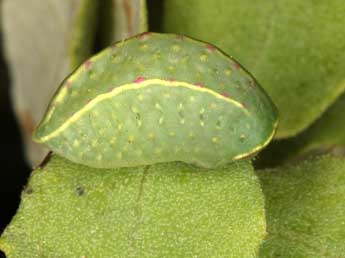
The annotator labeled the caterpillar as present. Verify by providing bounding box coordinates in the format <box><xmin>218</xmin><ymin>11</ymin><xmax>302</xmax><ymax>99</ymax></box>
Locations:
<box><xmin>33</xmin><ymin>32</ymin><xmax>278</xmax><ymax>168</ymax></box>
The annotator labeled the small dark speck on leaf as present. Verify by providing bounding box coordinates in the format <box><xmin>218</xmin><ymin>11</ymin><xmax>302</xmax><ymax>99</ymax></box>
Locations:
<box><xmin>24</xmin><ymin>186</ymin><xmax>34</xmax><ymax>195</ymax></box>
<box><xmin>76</xmin><ymin>186</ymin><xmax>85</xmax><ymax>196</ymax></box>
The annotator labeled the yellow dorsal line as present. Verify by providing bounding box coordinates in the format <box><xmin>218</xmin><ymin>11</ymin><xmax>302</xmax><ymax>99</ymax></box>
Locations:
<box><xmin>37</xmin><ymin>79</ymin><xmax>248</xmax><ymax>143</ymax></box>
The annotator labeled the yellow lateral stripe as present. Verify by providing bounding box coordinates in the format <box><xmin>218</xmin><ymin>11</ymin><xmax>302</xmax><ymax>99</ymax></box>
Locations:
<box><xmin>232</xmin><ymin>119</ymin><xmax>279</xmax><ymax>160</ymax></box>
<box><xmin>37</xmin><ymin>79</ymin><xmax>248</xmax><ymax>143</ymax></box>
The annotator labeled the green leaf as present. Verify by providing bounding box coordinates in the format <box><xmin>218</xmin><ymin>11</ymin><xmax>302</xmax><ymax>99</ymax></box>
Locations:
<box><xmin>0</xmin><ymin>155</ymin><xmax>265</xmax><ymax>257</ymax></box>
<box><xmin>69</xmin><ymin>0</ymin><xmax>100</xmax><ymax>69</ymax></box>
<box><xmin>255</xmin><ymin>94</ymin><xmax>345</xmax><ymax>167</ymax></box>
<box><xmin>97</xmin><ymin>0</ymin><xmax>148</xmax><ymax>48</ymax></box>
<box><xmin>288</xmin><ymin>93</ymin><xmax>345</xmax><ymax>158</ymax></box>
<box><xmin>258</xmin><ymin>155</ymin><xmax>345</xmax><ymax>257</ymax></box>
<box><xmin>162</xmin><ymin>0</ymin><xmax>345</xmax><ymax>138</ymax></box>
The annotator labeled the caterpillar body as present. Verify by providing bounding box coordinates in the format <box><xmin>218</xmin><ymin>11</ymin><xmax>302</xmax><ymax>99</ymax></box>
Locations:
<box><xmin>33</xmin><ymin>32</ymin><xmax>278</xmax><ymax>168</ymax></box>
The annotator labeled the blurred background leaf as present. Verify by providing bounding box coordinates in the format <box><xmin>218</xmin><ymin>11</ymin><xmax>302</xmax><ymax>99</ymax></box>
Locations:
<box><xmin>0</xmin><ymin>156</ymin><xmax>265</xmax><ymax>258</ymax></box>
<box><xmin>98</xmin><ymin>0</ymin><xmax>147</xmax><ymax>47</ymax></box>
<box><xmin>290</xmin><ymin>93</ymin><xmax>345</xmax><ymax>158</ymax></box>
<box><xmin>255</xmin><ymin>93</ymin><xmax>345</xmax><ymax>168</ymax></box>
<box><xmin>258</xmin><ymin>155</ymin><xmax>345</xmax><ymax>257</ymax></box>
<box><xmin>69</xmin><ymin>0</ymin><xmax>100</xmax><ymax>69</ymax></box>
<box><xmin>162</xmin><ymin>0</ymin><xmax>345</xmax><ymax>139</ymax></box>
<box><xmin>2</xmin><ymin>0</ymin><xmax>99</xmax><ymax>166</ymax></box>
<box><xmin>0</xmin><ymin>0</ymin><xmax>32</xmax><ymax>239</ymax></box>
<box><xmin>1</xmin><ymin>0</ymin><xmax>148</xmax><ymax>167</ymax></box>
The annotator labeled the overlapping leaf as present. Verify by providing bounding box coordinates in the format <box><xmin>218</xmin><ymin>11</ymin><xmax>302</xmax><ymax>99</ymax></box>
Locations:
<box><xmin>256</xmin><ymin>93</ymin><xmax>345</xmax><ymax>167</ymax></box>
<box><xmin>287</xmin><ymin>94</ymin><xmax>345</xmax><ymax>159</ymax></box>
<box><xmin>162</xmin><ymin>0</ymin><xmax>345</xmax><ymax>138</ymax></box>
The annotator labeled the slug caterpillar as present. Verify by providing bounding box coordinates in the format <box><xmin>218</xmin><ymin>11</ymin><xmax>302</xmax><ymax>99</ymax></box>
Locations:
<box><xmin>33</xmin><ymin>32</ymin><xmax>278</xmax><ymax>168</ymax></box>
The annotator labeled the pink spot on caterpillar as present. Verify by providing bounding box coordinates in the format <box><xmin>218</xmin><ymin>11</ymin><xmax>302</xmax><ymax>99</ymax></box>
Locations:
<box><xmin>168</xmin><ymin>78</ymin><xmax>176</xmax><ymax>82</ymax></box>
<box><xmin>86</xmin><ymin>98</ymin><xmax>92</xmax><ymax>104</ymax></box>
<box><xmin>233</xmin><ymin>63</ymin><xmax>241</xmax><ymax>70</ymax></box>
<box><xmin>134</xmin><ymin>76</ymin><xmax>146</xmax><ymax>83</ymax></box>
<box><xmin>221</xmin><ymin>92</ymin><xmax>231</xmax><ymax>98</ymax></box>
<box><xmin>137</xmin><ymin>32</ymin><xmax>151</xmax><ymax>40</ymax></box>
<box><xmin>176</xmin><ymin>34</ymin><xmax>184</xmax><ymax>40</ymax></box>
<box><xmin>108</xmin><ymin>87</ymin><xmax>115</xmax><ymax>92</ymax></box>
<box><xmin>205</xmin><ymin>44</ymin><xmax>216</xmax><ymax>52</ymax></box>
<box><xmin>64</xmin><ymin>81</ymin><xmax>72</xmax><ymax>89</ymax></box>
<box><xmin>195</xmin><ymin>82</ymin><xmax>204</xmax><ymax>88</ymax></box>
<box><xmin>84</xmin><ymin>60</ymin><xmax>92</xmax><ymax>70</ymax></box>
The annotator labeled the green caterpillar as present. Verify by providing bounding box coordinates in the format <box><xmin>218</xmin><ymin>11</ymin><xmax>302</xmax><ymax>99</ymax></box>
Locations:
<box><xmin>33</xmin><ymin>32</ymin><xmax>278</xmax><ymax>168</ymax></box>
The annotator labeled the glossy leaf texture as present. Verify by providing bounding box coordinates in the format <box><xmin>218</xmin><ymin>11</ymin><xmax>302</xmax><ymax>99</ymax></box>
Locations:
<box><xmin>33</xmin><ymin>33</ymin><xmax>278</xmax><ymax>168</ymax></box>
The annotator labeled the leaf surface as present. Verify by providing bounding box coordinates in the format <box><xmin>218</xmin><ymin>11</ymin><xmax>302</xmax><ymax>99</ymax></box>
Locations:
<box><xmin>0</xmin><ymin>155</ymin><xmax>265</xmax><ymax>258</ymax></box>
<box><xmin>258</xmin><ymin>155</ymin><xmax>345</xmax><ymax>257</ymax></box>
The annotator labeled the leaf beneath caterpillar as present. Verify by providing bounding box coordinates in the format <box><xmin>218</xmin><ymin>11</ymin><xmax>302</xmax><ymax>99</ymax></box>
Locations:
<box><xmin>258</xmin><ymin>155</ymin><xmax>345</xmax><ymax>257</ymax></box>
<box><xmin>0</xmin><ymin>154</ymin><xmax>265</xmax><ymax>257</ymax></box>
